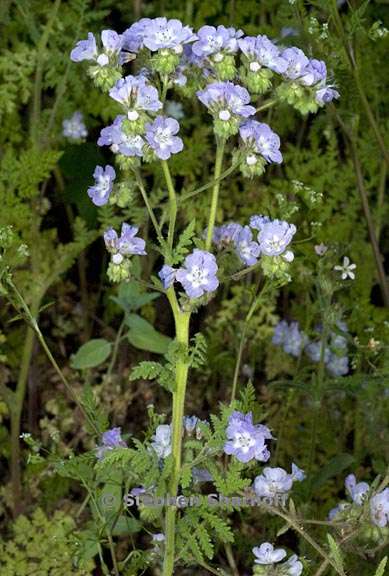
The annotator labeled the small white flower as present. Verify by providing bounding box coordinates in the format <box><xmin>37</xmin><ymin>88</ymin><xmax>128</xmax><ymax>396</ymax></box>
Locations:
<box><xmin>334</xmin><ymin>256</ymin><xmax>356</xmax><ymax>280</ymax></box>
<box><xmin>314</xmin><ymin>243</ymin><xmax>328</xmax><ymax>256</ymax></box>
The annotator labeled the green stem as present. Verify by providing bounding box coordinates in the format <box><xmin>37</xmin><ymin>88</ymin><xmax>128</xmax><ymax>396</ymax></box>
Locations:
<box><xmin>180</xmin><ymin>162</ymin><xmax>239</xmax><ymax>203</ymax></box>
<box><xmin>205</xmin><ymin>140</ymin><xmax>226</xmax><ymax>251</ymax></box>
<box><xmin>161</xmin><ymin>160</ymin><xmax>177</xmax><ymax>250</ymax></box>
<box><xmin>6</xmin><ymin>279</ymin><xmax>99</xmax><ymax>435</ymax></box>
<box><xmin>10</xmin><ymin>297</ymin><xmax>41</xmax><ymax>516</ymax></box>
<box><xmin>134</xmin><ymin>169</ymin><xmax>166</xmax><ymax>248</ymax></box>
<box><xmin>230</xmin><ymin>280</ymin><xmax>265</xmax><ymax>404</ymax></box>
<box><xmin>163</xmin><ymin>289</ymin><xmax>191</xmax><ymax>576</ymax></box>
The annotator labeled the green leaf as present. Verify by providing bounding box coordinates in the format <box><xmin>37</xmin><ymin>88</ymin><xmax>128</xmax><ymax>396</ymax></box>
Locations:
<box><xmin>126</xmin><ymin>314</ymin><xmax>171</xmax><ymax>354</ymax></box>
<box><xmin>111</xmin><ymin>281</ymin><xmax>160</xmax><ymax>313</ymax></box>
<box><xmin>71</xmin><ymin>339</ymin><xmax>112</xmax><ymax>370</ymax></box>
<box><xmin>310</xmin><ymin>453</ymin><xmax>355</xmax><ymax>491</ymax></box>
<box><xmin>374</xmin><ymin>557</ymin><xmax>388</xmax><ymax>576</ymax></box>
<box><xmin>327</xmin><ymin>534</ymin><xmax>345</xmax><ymax>575</ymax></box>
<box><xmin>112</xmin><ymin>515</ymin><xmax>142</xmax><ymax>536</ymax></box>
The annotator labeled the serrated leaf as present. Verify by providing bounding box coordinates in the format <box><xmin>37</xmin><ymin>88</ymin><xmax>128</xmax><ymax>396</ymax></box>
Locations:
<box><xmin>71</xmin><ymin>339</ymin><xmax>112</xmax><ymax>369</ymax></box>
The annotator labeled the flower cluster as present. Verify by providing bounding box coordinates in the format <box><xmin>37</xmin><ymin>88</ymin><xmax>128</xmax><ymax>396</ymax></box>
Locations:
<box><xmin>254</xmin><ymin>464</ymin><xmax>305</xmax><ymax>503</ymax></box>
<box><xmin>212</xmin><ymin>215</ymin><xmax>296</xmax><ymax>277</ymax></box>
<box><xmin>197</xmin><ymin>81</ymin><xmax>255</xmax><ymax>137</ymax></box>
<box><xmin>252</xmin><ymin>543</ymin><xmax>303</xmax><ymax>575</ymax></box>
<box><xmin>62</xmin><ymin>111</ymin><xmax>88</xmax><ymax>141</ymax></box>
<box><xmin>223</xmin><ymin>411</ymin><xmax>273</xmax><ymax>463</ymax></box>
<box><xmin>104</xmin><ymin>223</ymin><xmax>147</xmax><ymax>282</ymax></box>
<box><xmin>96</xmin><ymin>427</ymin><xmax>127</xmax><ymax>460</ymax></box>
<box><xmin>329</xmin><ymin>474</ymin><xmax>389</xmax><ymax>530</ymax></box>
<box><xmin>159</xmin><ymin>250</ymin><xmax>219</xmax><ymax>300</ymax></box>
<box><xmin>273</xmin><ymin>319</ymin><xmax>350</xmax><ymax>376</ymax></box>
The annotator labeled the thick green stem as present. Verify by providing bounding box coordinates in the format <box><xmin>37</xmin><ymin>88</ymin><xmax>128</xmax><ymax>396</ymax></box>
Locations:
<box><xmin>205</xmin><ymin>140</ymin><xmax>225</xmax><ymax>251</ymax></box>
<box><xmin>161</xmin><ymin>160</ymin><xmax>177</xmax><ymax>250</ymax></box>
<box><xmin>163</xmin><ymin>289</ymin><xmax>191</xmax><ymax>576</ymax></box>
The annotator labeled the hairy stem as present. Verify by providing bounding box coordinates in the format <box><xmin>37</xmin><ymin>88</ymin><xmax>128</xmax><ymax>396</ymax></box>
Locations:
<box><xmin>206</xmin><ymin>140</ymin><xmax>226</xmax><ymax>251</ymax></box>
<box><xmin>163</xmin><ymin>289</ymin><xmax>191</xmax><ymax>576</ymax></box>
<box><xmin>161</xmin><ymin>160</ymin><xmax>177</xmax><ymax>250</ymax></box>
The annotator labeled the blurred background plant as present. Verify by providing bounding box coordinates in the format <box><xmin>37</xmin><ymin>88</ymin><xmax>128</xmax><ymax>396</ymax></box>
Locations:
<box><xmin>0</xmin><ymin>0</ymin><xmax>388</xmax><ymax>575</ymax></box>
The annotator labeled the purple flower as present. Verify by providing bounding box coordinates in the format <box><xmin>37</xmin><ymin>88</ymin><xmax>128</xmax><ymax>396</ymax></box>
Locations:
<box><xmin>272</xmin><ymin>320</ymin><xmax>290</xmax><ymax>346</ymax></box>
<box><xmin>370</xmin><ymin>488</ymin><xmax>389</xmax><ymax>528</ymax></box>
<box><xmin>104</xmin><ymin>223</ymin><xmax>146</xmax><ymax>263</ymax></box>
<box><xmin>249</xmin><ymin>214</ymin><xmax>272</xmax><ymax>231</ymax></box>
<box><xmin>145</xmin><ymin>116</ymin><xmax>184</xmax><ymax>160</ymax></box>
<box><xmin>158</xmin><ymin>265</ymin><xmax>177</xmax><ymax>289</ymax></box>
<box><xmin>239</xmin><ymin>35</ymin><xmax>288</xmax><ymax>74</ymax></box>
<box><xmin>192</xmin><ymin>25</ymin><xmax>243</xmax><ymax>58</ymax></box>
<box><xmin>224</xmin><ymin>411</ymin><xmax>272</xmax><ymax>463</ymax></box>
<box><xmin>328</xmin><ymin>502</ymin><xmax>349</xmax><ymax>521</ymax></box>
<box><xmin>71</xmin><ymin>32</ymin><xmax>97</xmax><ymax>62</ymax></box>
<box><xmin>98</xmin><ymin>116</ymin><xmax>145</xmax><ymax>157</ymax></box>
<box><xmin>183</xmin><ymin>415</ymin><xmax>198</xmax><ymax>434</ymax></box>
<box><xmin>96</xmin><ymin>30</ymin><xmax>123</xmax><ymax>66</ymax></box>
<box><xmin>316</xmin><ymin>85</ymin><xmax>340</xmax><ymax>105</ymax></box>
<box><xmin>122</xmin><ymin>19</ymin><xmax>152</xmax><ymax>53</ymax></box>
<box><xmin>252</xmin><ymin>543</ymin><xmax>286</xmax><ymax>565</ymax></box>
<box><xmin>257</xmin><ymin>219</ymin><xmax>296</xmax><ymax>256</ymax></box>
<box><xmin>254</xmin><ymin>467</ymin><xmax>294</xmax><ymax>499</ymax></box>
<box><xmin>345</xmin><ymin>474</ymin><xmax>369</xmax><ymax>505</ymax></box>
<box><xmin>152</xmin><ymin>533</ymin><xmax>165</xmax><ymax>543</ymax></box>
<box><xmin>175</xmin><ymin>249</ymin><xmax>219</xmax><ymax>299</ymax></box>
<box><xmin>96</xmin><ymin>427</ymin><xmax>126</xmax><ymax>459</ymax></box>
<box><xmin>281</xmin><ymin>47</ymin><xmax>309</xmax><ymax>80</ymax></box>
<box><xmin>212</xmin><ymin>223</ymin><xmax>243</xmax><ymax>248</ymax></box>
<box><xmin>283</xmin><ymin>321</ymin><xmax>306</xmax><ymax>357</ymax></box>
<box><xmin>62</xmin><ymin>111</ymin><xmax>88</xmax><ymax>140</ymax></box>
<box><xmin>240</xmin><ymin>121</ymin><xmax>283</xmax><ymax>164</ymax></box>
<box><xmin>141</xmin><ymin>18</ymin><xmax>195</xmax><ymax>52</ymax></box>
<box><xmin>284</xmin><ymin>554</ymin><xmax>303</xmax><ymax>576</ymax></box>
<box><xmin>151</xmin><ymin>424</ymin><xmax>171</xmax><ymax>459</ymax></box>
<box><xmin>305</xmin><ymin>341</ymin><xmax>331</xmax><ymax>363</ymax></box>
<box><xmin>326</xmin><ymin>353</ymin><xmax>349</xmax><ymax>376</ymax></box>
<box><xmin>87</xmin><ymin>165</ymin><xmax>116</xmax><ymax>206</ymax></box>
<box><xmin>197</xmin><ymin>82</ymin><xmax>256</xmax><ymax>120</ymax></box>
<box><xmin>109</xmin><ymin>75</ymin><xmax>162</xmax><ymax>118</ymax></box>
<box><xmin>291</xmin><ymin>463</ymin><xmax>306</xmax><ymax>482</ymax></box>
<box><xmin>233</xmin><ymin>225</ymin><xmax>261</xmax><ymax>266</ymax></box>
<box><xmin>300</xmin><ymin>59</ymin><xmax>327</xmax><ymax>86</ymax></box>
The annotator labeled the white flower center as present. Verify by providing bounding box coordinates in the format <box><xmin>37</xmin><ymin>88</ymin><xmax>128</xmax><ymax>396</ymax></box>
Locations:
<box><xmin>97</xmin><ymin>175</ymin><xmax>111</xmax><ymax>197</ymax></box>
<box><xmin>219</xmin><ymin>109</ymin><xmax>231</xmax><ymax>121</ymax></box>
<box><xmin>249</xmin><ymin>61</ymin><xmax>261</xmax><ymax>72</ymax></box>
<box><xmin>187</xmin><ymin>265</ymin><xmax>208</xmax><ymax>288</ymax></box>
<box><xmin>128</xmin><ymin>110</ymin><xmax>139</xmax><ymax>121</ymax></box>
<box><xmin>155</xmin><ymin>127</ymin><xmax>173</xmax><ymax>148</ymax></box>
<box><xmin>246</xmin><ymin>155</ymin><xmax>257</xmax><ymax>165</ymax></box>
<box><xmin>112</xmin><ymin>253</ymin><xmax>123</xmax><ymax>265</ymax></box>
<box><xmin>233</xmin><ymin>432</ymin><xmax>255</xmax><ymax>453</ymax></box>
